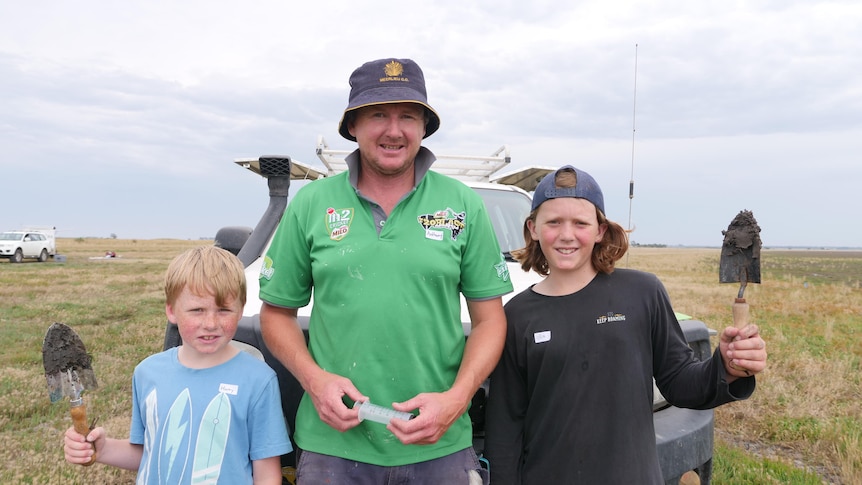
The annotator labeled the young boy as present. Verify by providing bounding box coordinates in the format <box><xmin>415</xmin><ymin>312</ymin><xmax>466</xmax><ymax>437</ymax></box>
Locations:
<box><xmin>483</xmin><ymin>166</ymin><xmax>768</xmax><ymax>484</ymax></box>
<box><xmin>64</xmin><ymin>246</ymin><xmax>292</xmax><ymax>484</ymax></box>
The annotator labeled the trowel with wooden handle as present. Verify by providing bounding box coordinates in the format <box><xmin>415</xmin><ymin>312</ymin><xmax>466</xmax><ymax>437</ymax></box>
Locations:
<box><xmin>42</xmin><ymin>322</ymin><xmax>99</xmax><ymax>466</ymax></box>
<box><xmin>719</xmin><ymin>209</ymin><xmax>762</xmax><ymax>332</ymax></box>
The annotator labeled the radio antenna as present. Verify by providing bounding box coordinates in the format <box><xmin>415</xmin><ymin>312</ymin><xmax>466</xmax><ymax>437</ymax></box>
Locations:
<box><xmin>626</xmin><ymin>44</ymin><xmax>638</xmax><ymax>266</ymax></box>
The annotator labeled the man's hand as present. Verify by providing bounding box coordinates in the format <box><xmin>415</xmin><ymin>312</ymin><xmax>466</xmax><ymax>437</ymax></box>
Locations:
<box><xmin>306</xmin><ymin>369</ymin><xmax>368</xmax><ymax>432</ymax></box>
<box><xmin>388</xmin><ymin>391</ymin><xmax>466</xmax><ymax>445</ymax></box>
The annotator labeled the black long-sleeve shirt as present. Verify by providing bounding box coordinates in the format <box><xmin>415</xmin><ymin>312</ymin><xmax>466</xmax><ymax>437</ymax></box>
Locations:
<box><xmin>484</xmin><ymin>269</ymin><xmax>755</xmax><ymax>484</ymax></box>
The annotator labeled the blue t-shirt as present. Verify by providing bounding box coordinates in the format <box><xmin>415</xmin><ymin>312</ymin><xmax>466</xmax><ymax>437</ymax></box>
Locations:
<box><xmin>129</xmin><ymin>348</ymin><xmax>292</xmax><ymax>485</ymax></box>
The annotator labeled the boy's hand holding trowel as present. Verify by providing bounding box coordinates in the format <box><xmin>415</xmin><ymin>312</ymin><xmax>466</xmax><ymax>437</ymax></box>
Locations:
<box><xmin>719</xmin><ymin>210</ymin><xmax>768</xmax><ymax>378</ymax></box>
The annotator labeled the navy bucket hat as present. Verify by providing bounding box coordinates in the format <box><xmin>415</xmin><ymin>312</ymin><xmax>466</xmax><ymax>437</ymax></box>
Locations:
<box><xmin>531</xmin><ymin>165</ymin><xmax>605</xmax><ymax>214</ymax></box>
<box><xmin>337</xmin><ymin>58</ymin><xmax>441</xmax><ymax>141</ymax></box>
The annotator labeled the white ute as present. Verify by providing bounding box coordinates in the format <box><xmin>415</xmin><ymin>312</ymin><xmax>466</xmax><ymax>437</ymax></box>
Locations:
<box><xmin>0</xmin><ymin>226</ymin><xmax>56</xmax><ymax>263</ymax></box>
<box><xmin>162</xmin><ymin>139</ymin><xmax>717</xmax><ymax>484</ymax></box>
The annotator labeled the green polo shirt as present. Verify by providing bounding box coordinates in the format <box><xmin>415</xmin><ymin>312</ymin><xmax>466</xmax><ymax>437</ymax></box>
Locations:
<box><xmin>260</xmin><ymin>148</ymin><xmax>513</xmax><ymax>466</ymax></box>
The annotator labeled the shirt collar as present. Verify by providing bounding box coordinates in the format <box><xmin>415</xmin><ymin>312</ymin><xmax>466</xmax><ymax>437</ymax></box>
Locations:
<box><xmin>345</xmin><ymin>146</ymin><xmax>436</xmax><ymax>190</ymax></box>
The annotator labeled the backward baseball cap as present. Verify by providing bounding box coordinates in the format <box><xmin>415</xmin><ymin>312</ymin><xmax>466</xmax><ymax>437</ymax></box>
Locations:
<box><xmin>338</xmin><ymin>58</ymin><xmax>441</xmax><ymax>141</ymax></box>
<box><xmin>531</xmin><ymin>165</ymin><xmax>605</xmax><ymax>214</ymax></box>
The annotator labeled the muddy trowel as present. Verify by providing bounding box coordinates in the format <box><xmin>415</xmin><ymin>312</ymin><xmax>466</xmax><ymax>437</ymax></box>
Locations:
<box><xmin>719</xmin><ymin>210</ymin><xmax>762</xmax><ymax>332</ymax></box>
<box><xmin>42</xmin><ymin>322</ymin><xmax>99</xmax><ymax>466</ymax></box>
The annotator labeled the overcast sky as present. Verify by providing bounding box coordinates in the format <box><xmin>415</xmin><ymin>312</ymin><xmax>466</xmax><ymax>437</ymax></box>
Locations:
<box><xmin>2</xmin><ymin>0</ymin><xmax>859</xmax><ymax>248</ymax></box>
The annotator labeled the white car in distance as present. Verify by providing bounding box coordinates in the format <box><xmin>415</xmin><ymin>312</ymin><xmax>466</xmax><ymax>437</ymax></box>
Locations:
<box><xmin>0</xmin><ymin>228</ymin><xmax>56</xmax><ymax>263</ymax></box>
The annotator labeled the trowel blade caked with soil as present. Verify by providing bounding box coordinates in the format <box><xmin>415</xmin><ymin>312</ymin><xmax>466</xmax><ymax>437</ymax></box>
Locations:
<box><xmin>719</xmin><ymin>210</ymin><xmax>762</xmax><ymax>285</ymax></box>
<box><xmin>42</xmin><ymin>323</ymin><xmax>98</xmax><ymax>403</ymax></box>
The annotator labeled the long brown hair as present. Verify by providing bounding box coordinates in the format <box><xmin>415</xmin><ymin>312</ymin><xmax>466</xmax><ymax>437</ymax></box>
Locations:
<box><xmin>512</xmin><ymin>170</ymin><xmax>629</xmax><ymax>276</ymax></box>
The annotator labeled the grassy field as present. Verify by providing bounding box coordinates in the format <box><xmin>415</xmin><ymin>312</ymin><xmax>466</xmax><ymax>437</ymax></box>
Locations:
<box><xmin>1</xmin><ymin>239</ymin><xmax>860</xmax><ymax>484</ymax></box>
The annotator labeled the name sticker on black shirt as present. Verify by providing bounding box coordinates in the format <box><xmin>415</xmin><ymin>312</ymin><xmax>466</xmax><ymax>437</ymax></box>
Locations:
<box><xmin>534</xmin><ymin>331</ymin><xmax>551</xmax><ymax>344</ymax></box>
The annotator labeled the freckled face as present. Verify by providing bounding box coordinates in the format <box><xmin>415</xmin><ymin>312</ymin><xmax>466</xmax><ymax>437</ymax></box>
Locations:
<box><xmin>167</xmin><ymin>286</ymin><xmax>242</xmax><ymax>365</ymax></box>
<box><xmin>347</xmin><ymin>103</ymin><xmax>426</xmax><ymax>177</ymax></box>
<box><xmin>528</xmin><ymin>197</ymin><xmax>606</xmax><ymax>276</ymax></box>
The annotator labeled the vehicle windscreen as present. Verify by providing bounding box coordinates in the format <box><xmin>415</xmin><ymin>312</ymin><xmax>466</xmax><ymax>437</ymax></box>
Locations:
<box><xmin>0</xmin><ymin>233</ymin><xmax>23</xmax><ymax>240</ymax></box>
<box><xmin>473</xmin><ymin>188</ymin><xmax>532</xmax><ymax>259</ymax></box>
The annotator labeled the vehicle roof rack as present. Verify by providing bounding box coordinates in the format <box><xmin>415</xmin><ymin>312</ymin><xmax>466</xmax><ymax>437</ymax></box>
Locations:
<box><xmin>314</xmin><ymin>136</ymin><xmax>510</xmax><ymax>182</ymax></box>
<box><xmin>235</xmin><ymin>137</ymin><xmax>553</xmax><ymax>192</ymax></box>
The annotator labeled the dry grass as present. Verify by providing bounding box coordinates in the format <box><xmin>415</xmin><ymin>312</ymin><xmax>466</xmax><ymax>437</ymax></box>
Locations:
<box><xmin>1</xmin><ymin>241</ymin><xmax>860</xmax><ymax>484</ymax></box>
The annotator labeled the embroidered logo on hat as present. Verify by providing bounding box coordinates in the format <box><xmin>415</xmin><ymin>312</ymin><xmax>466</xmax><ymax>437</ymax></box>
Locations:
<box><xmin>383</xmin><ymin>61</ymin><xmax>405</xmax><ymax>79</ymax></box>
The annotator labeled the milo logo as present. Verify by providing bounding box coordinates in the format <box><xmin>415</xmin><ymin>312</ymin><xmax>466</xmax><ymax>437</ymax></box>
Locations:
<box><xmin>326</xmin><ymin>207</ymin><xmax>354</xmax><ymax>241</ymax></box>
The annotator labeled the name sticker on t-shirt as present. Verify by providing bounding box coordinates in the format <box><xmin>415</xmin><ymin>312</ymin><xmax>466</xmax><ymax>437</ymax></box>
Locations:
<box><xmin>425</xmin><ymin>228</ymin><xmax>444</xmax><ymax>241</ymax></box>
<box><xmin>219</xmin><ymin>383</ymin><xmax>238</xmax><ymax>395</ymax></box>
<box><xmin>534</xmin><ymin>331</ymin><xmax>551</xmax><ymax>344</ymax></box>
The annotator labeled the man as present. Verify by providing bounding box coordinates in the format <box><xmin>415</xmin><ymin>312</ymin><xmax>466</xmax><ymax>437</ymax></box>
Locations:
<box><xmin>259</xmin><ymin>58</ymin><xmax>512</xmax><ymax>484</ymax></box>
